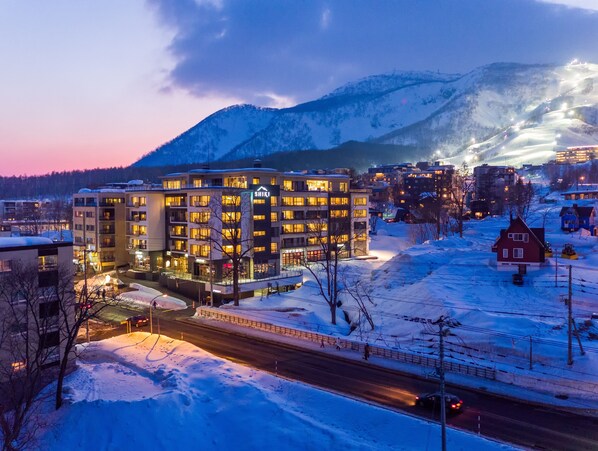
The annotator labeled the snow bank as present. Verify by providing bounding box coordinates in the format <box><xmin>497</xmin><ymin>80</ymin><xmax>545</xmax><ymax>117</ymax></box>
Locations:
<box><xmin>35</xmin><ymin>334</ymin><xmax>510</xmax><ymax>450</ymax></box>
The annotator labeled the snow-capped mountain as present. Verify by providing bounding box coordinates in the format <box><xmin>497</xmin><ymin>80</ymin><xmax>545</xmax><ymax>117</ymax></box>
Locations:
<box><xmin>134</xmin><ymin>62</ymin><xmax>598</xmax><ymax>168</ymax></box>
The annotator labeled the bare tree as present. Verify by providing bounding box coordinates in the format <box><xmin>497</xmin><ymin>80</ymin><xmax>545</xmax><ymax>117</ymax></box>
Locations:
<box><xmin>208</xmin><ymin>190</ymin><xmax>254</xmax><ymax>306</ymax></box>
<box><xmin>53</xmin><ymin>266</ymin><xmax>119</xmax><ymax>410</ymax></box>
<box><xmin>342</xmin><ymin>274</ymin><xmax>375</xmax><ymax>331</ymax></box>
<box><xmin>448</xmin><ymin>163</ymin><xmax>475</xmax><ymax>238</ymax></box>
<box><xmin>508</xmin><ymin>178</ymin><xmax>534</xmax><ymax>220</ymax></box>
<box><xmin>0</xmin><ymin>262</ymin><xmax>62</xmax><ymax>450</ymax></box>
<box><xmin>302</xmin><ymin>213</ymin><xmax>350</xmax><ymax>325</ymax></box>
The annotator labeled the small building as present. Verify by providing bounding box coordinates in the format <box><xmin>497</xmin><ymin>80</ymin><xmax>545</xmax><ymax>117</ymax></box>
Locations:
<box><xmin>492</xmin><ymin>217</ymin><xmax>546</xmax><ymax>271</ymax></box>
<box><xmin>560</xmin><ymin>205</ymin><xmax>596</xmax><ymax>234</ymax></box>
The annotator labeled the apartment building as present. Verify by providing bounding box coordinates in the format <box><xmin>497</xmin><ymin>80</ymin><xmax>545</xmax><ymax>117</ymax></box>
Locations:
<box><xmin>118</xmin><ymin>167</ymin><xmax>369</xmax><ymax>301</ymax></box>
<box><xmin>472</xmin><ymin>164</ymin><xmax>516</xmax><ymax>216</ymax></box>
<box><xmin>402</xmin><ymin>162</ymin><xmax>454</xmax><ymax>204</ymax></box>
<box><xmin>72</xmin><ymin>186</ymin><xmax>130</xmax><ymax>272</ymax></box>
<box><xmin>0</xmin><ymin>237</ymin><xmax>73</xmax><ymax>380</ymax></box>
<box><xmin>556</xmin><ymin>146</ymin><xmax>597</xmax><ymax>164</ymax></box>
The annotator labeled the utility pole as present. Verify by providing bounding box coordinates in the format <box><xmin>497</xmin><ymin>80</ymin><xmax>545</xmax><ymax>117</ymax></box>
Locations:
<box><xmin>568</xmin><ymin>265</ymin><xmax>573</xmax><ymax>366</ymax></box>
<box><xmin>529</xmin><ymin>336</ymin><xmax>533</xmax><ymax>370</ymax></box>
<box><xmin>432</xmin><ymin>316</ymin><xmax>450</xmax><ymax>451</ymax></box>
<box><xmin>554</xmin><ymin>248</ymin><xmax>558</xmax><ymax>288</ymax></box>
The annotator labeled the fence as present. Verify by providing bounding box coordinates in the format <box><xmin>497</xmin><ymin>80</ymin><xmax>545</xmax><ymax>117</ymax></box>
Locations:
<box><xmin>197</xmin><ymin>307</ymin><xmax>496</xmax><ymax>380</ymax></box>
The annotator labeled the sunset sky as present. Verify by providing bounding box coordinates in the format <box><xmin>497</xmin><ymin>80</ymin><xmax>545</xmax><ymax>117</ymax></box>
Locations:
<box><xmin>1</xmin><ymin>0</ymin><xmax>597</xmax><ymax>176</ymax></box>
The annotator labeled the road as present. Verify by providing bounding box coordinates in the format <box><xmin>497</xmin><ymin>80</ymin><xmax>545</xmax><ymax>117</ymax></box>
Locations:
<box><xmin>89</xmin><ymin>305</ymin><xmax>598</xmax><ymax>451</ymax></box>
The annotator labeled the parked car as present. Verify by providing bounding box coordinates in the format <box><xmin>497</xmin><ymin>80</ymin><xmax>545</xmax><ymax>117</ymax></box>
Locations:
<box><xmin>127</xmin><ymin>315</ymin><xmax>149</xmax><ymax>328</ymax></box>
<box><xmin>415</xmin><ymin>392</ymin><xmax>464</xmax><ymax>414</ymax></box>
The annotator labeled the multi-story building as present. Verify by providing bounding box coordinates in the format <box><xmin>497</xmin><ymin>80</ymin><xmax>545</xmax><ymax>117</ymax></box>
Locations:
<box><xmin>115</xmin><ymin>166</ymin><xmax>369</xmax><ymax>301</ymax></box>
<box><xmin>72</xmin><ymin>186</ymin><xmax>130</xmax><ymax>272</ymax></box>
<box><xmin>366</xmin><ymin>163</ymin><xmax>415</xmax><ymax>185</ymax></box>
<box><xmin>0</xmin><ymin>237</ymin><xmax>74</xmax><ymax>380</ymax></box>
<box><xmin>556</xmin><ymin>146</ymin><xmax>597</xmax><ymax>164</ymax></box>
<box><xmin>402</xmin><ymin>162</ymin><xmax>454</xmax><ymax>204</ymax></box>
<box><xmin>473</xmin><ymin>164</ymin><xmax>516</xmax><ymax>216</ymax></box>
<box><xmin>0</xmin><ymin>199</ymin><xmax>70</xmax><ymax>236</ymax></box>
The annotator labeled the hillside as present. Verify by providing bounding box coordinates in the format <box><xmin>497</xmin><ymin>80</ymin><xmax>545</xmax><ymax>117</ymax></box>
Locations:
<box><xmin>134</xmin><ymin>62</ymin><xmax>598</xmax><ymax>169</ymax></box>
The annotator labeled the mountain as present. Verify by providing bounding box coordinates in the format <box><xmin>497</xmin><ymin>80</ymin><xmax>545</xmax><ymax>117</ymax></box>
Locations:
<box><xmin>134</xmin><ymin>62</ymin><xmax>598</xmax><ymax>169</ymax></box>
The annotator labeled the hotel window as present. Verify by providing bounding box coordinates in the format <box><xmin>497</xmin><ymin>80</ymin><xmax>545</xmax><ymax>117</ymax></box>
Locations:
<box><xmin>191</xmin><ymin>244</ymin><xmax>210</xmax><ymax>257</ymax></box>
<box><xmin>253</xmin><ymin>198</ymin><xmax>266</xmax><ymax>205</ymax></box>
<box><xmin>163</xmin><ymin>180</ymin><xmax>182</xmax><ymax>189</ymax></box>
<box><xmin>191</xmin><ymin>228</ymin><xmax>210</xmax><ymax>240</ymax></box>
<box><xmin>254</xmin><ymin>230</ymin><xmax>266</xmax><ymax>237</ymax></box>
<box><xmin>252</xmin><ymin>177</ymin><xmax>260</xmax><ymax>185</ymax></box>
<box><xmin>254</xmin><ymin>214</ymin><xmax>266</xmax><ymax>221</ymax></box>
<box><xmin>190</xmin><ymin>211</ymin><xmax>211</xmax><ymax>223</ymax></box>
<box><xmin>85</xmin><ymin>212</ymin><xmax>94</xmax><ymax>218</ymax></box>
<box><xmin>307</xmin><ymin>197</ymin><xmax>327</xmax><ymax>206</ymax></box>
<box><xmin>224</xmin><ymin>176</ymin><xmax>247</xmax><ymax>188</ymax></box>
<box><xmin>355</xmin><ymin>233</ymin><xmax>367</xmax><ymax>241</ymax></box>
<box><xmin>223</xmin><ymin>212</ymin><xmax>241</xmax><ymax>223</ymax></box>
<box><xmin>283</xmin><ymin>180</ymin><xmax>293</xmax><ymax>191</ymax></box>
<box><xmin>75</xmin><ymin>211</ymin><xmax>84</xmax><ymax>217</ymax></box>
<box><xmin>354</xmin><ymin>197</ymin><xmax>367</xmax><ymax>206</ymax></box>
<box><xmin>222</xmin><ymin>195</ymin><xmax>241</xmax><ymax>206</ymax></box>
<box><xmin>192</xmin><ymin>179</ymin><xmax>204</xmax><ymax>188</ymax></box>
<box><xmin>190</xmin><ymin>195</ymin><xmax>210</xmax><ymax>207</ymax></box>
<box><xmin>0</xmin><ymin>260</ymin><xmax>11</xmax><ymax>273</ymax></box>
<box><xmin>282</xmin><ymin>224</ymin><xmax>305</xmax><ymax>234</ymax></box>
<box><xmin>339</xmin><ymin>182</ymin><xmax>348</xmax><ymax>193</ymax></box>
<box><xmin>354</xmin><ymin>209</ymin><xmax>367</xmax><ymax>218</ymax></box>
<box><xmin>223</xmin><ymin>229</ymin><xmax>240</xmax><ymax>240</ymax></box>
<box><xmin>165</xmin><ymin>196</ymin><xmax>186</xmax><ymax>207</ymax></box>
<box><xmin>270</xmin><ymin>212</ymin><xmax>278</xmax><ymax>222</ymax></box>
<box><xmin>330</xmin><ymin>210</ymin><xmax>348</xmax><ymax>218</ymax></box>
<box><xmin>38</xmin><ymin>255</ymin><xmax>58</xmax><ymax>271</ymax></box>
<box><xmin>513</xmin><ymin>248</ymin><xmax>524</xmax><ymax>259</ymax></box>
<box><xmin>307</xmin><ymin>222</ymin><xmax>327</xmax><ymax>232</ymax></box>
<box><xmin>223</xmin><ymin>245</ymin><xmax>241</xmax><ymax>255</ymax></box>
<box><xmin>282</xmin><ymin>210</ymin><xmax>294</xmax><ymax>220</ymax></box>
<box><xmin>270</xmin><ymin>196</ymin><xmax>278</xmax><ymax>206</ymax></box>
<box><xmin>306</xmin><ymin>180</ymin><xmax>328</xmax><ymax>191</ymax></box>
<box><xmin>270</xmin><ymin>242</ymin><xmax>278</xmax><ymax>253</ymax></box>
<box><xmin>254</xmin><ymin>246</ymin><xmax>266</xmax><ymax>253</ymax></box>
<box><xmin>282</xmin><ymin>196</ymin><xmax>305</xmax><ymax>206</ymax></box>
<box><xmin>330</xmin><ymin>197</ymin><xmax>348</xmax><ymax>205</ymax></box>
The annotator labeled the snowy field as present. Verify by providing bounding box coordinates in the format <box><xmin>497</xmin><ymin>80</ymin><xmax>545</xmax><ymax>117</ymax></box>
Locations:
<box><xmin>34</xmin><ymin>333</ymin><xmax>511</xmax><ymax>450</ymax></box>
<box><xmin>215</xmin><ymin>192</ymin><xmax>598</xmax><ymax>405</ymax></box>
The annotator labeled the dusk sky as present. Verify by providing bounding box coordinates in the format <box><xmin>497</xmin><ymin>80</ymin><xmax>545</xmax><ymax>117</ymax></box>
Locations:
<box><xmin>1</xmin><ymin>0</ymin><xmax>597</xmax><ymax>176</ymax></box>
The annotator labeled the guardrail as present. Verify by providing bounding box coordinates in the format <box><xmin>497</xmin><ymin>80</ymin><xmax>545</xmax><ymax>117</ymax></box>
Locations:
<box><xmin>197</xmin><ymin>307</ymin><xmax>496</xmax><ymax>380</ymax></box>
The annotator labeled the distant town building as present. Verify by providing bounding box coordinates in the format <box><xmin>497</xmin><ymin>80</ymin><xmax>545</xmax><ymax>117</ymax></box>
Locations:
<box><xmin>0</xmin><ymin>199</ymin><xmax>71</xmax><ymax>236</ymax></box>
<box><xmin>473</xmin><ymin>164</ymin><xmax>516</xmax><ymax>216</ymax></box>
<box><xmin>560</xmin><ymin>204</ymin><xmax>596</xmax><ymax>235</ymax></box>
<box><xmin>556</xmin><ymin>146</ymin><xmax>597</xmax><ymax>164</ymax></box>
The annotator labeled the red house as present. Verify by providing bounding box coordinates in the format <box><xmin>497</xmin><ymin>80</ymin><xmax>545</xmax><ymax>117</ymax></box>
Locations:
<box><xmin>492</xmin><ymin>217</ymin><xmax>546</xmax><ymax>271</ymax></box>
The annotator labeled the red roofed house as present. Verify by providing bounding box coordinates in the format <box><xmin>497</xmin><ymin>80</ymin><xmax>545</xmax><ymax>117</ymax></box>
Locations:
<box><xmin>492</xmin><ymin>217</ymin><xmax>546</xmax><ymax>271</ymax></box>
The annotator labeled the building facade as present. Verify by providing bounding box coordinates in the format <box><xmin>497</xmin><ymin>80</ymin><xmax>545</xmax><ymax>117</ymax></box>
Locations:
<box><xmin>556</xmin><ymin>146</ymin><xmax>597</xmax><ymax>164</ymax></box>
<box><xmin>473</xmin><ymin>164</ymin><xmax>516</xmax><ymax>216</ymax></box>
<box><xmin>74</xmin><ymin>168</ymin><xmax>369</xmax><ymax>301</ymax></box>
<box><xmin>72</xmin><ymin>187</ymin><xmax>130</xmax><ymax>272</ymax></box>
<box><xmin>0</xmin><ymin>237</ymin><xmax>74</xmax><ymax>381</ymax></box>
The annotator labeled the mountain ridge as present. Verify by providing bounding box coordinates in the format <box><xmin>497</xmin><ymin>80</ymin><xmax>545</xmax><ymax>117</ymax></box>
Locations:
<box><xmin>134</xmin><ymin>62</ymin><xmax>598</xmax><ymax>169</ymax></box>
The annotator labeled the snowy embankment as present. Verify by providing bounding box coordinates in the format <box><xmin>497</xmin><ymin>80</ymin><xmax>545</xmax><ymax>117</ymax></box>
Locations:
<box><xmin>213</xmin><ymin>196</ymin><xmax>598</xmax><ymax>405</ymax></box>
<box><xmin>35</xmin><ymin>334</ymin><xmax>510</xmax><ymax>450</ymax></box>
<box><xmin>76</xmin><ymin>273</ymin><xmax>187</xmax><ymax>311</ymax></box>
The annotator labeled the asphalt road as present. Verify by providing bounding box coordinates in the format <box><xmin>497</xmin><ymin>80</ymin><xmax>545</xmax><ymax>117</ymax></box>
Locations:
<box><xmin>89</xmin><ymin>305</ymin><xmax>598</xmax><ymax>451</ymax></box>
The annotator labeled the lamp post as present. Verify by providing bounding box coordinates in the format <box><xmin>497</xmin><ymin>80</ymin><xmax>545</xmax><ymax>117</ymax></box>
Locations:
<box><xmin>149</xmin><ymin>294</ymin><xmax>167</xmax><ymax>334</ymax></box>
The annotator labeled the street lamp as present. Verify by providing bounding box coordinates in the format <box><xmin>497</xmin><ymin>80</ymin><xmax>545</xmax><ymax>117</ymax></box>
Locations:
<box><xmin>149</xmin><ymin>294</ymin><xmax>167</xmax><ymax>334</ymax></box>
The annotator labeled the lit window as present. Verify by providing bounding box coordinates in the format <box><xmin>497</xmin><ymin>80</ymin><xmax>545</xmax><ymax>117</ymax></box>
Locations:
<box><xmin>254</xmin><ymin>230</ymin><xmax>266</xmax><ymax>237</ymax></box>
<box><xmin>254</xmin><ymin>246</ymin><xmax>266</xmax><ymax>253</ymax></box>
<box><xmin>254</xmin><ymin>215</ymin><xmax>266</xmax><ymax>221</ymax></box>
<box><xmin>270</xmin><ymin>242</ymin><xmax>278</xmax><ymax>253</ymax></box>
<box><xmin>270</xmin><ymin>212</ymin><xmax>278</xmax><ymax>222</ymax></box>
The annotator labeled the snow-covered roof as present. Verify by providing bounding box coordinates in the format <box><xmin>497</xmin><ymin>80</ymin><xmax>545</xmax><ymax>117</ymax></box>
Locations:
<box><xmin>0</xmin><ymin>237</ymin><xmax>54</xmax><ymax>249</ymax></box>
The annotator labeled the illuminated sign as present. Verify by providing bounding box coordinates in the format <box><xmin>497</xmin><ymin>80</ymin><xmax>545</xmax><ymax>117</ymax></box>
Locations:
<box><xmin>254</xmin><ymin>186</ymin><xmax>271</xmax><ymax>198</ymax></box>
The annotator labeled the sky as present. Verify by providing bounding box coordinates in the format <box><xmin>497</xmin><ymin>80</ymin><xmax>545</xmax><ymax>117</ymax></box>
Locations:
<box><xmin>1</xmin><ymin>0</ymin><xmax>597</xmax><ymax>176</ymax></box>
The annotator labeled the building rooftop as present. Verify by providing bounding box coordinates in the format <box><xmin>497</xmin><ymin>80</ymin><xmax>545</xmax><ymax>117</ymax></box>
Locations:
<box><xmin>0</xmin><ymin>237</ymin><xmax>54</xmax><ymax>249</ymax></box>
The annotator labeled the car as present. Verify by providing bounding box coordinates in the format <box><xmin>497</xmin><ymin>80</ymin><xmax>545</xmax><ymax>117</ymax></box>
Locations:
<box><xmin>415</xmin><ymin>392</ymin><xmax>464</xmax><ymax>414</ymax></box>
<box><xmin>127</xmin><ymin>315</ymin><xmax>149</xmax><ymax>328</ymax></box>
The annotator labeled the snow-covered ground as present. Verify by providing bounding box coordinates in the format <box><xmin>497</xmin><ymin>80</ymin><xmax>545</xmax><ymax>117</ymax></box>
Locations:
<box><xmin>214</xmin><ymin>192</ymin><xmax>598</xmax><ymax>405</ymax></box>
<box><xmin>35</xmin><ymin>333</ymin><xmax>510</xmax><ymax>450</ymax></box>
<box><xmin>77</xmin><ymin>274</ymin><xmax>187</xmax><ymax>311</ymax></box>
